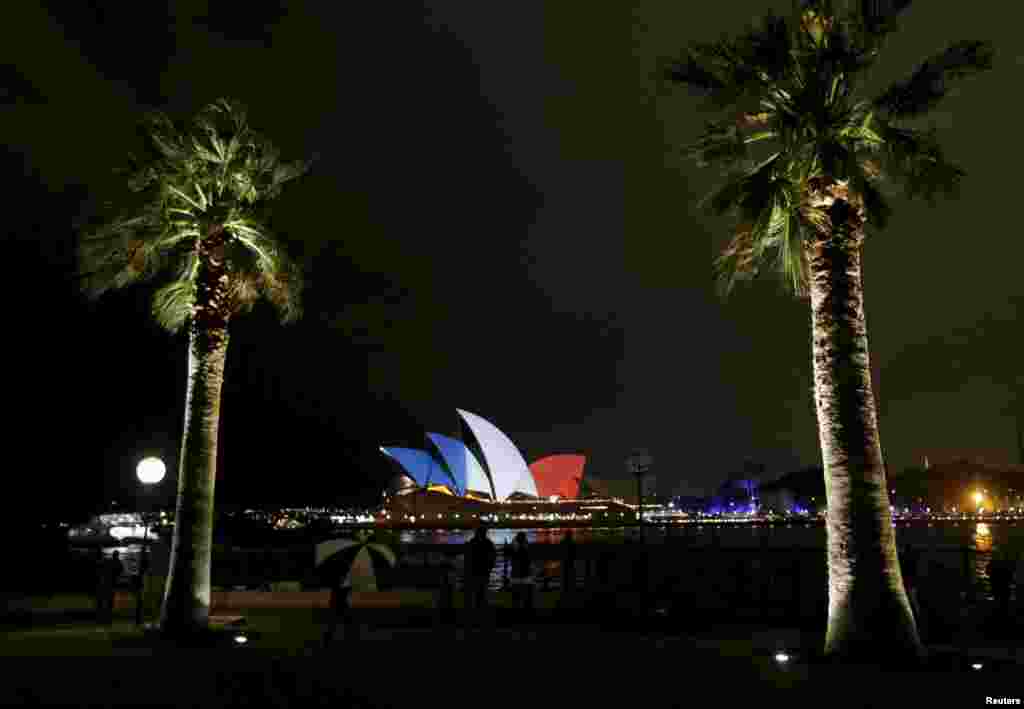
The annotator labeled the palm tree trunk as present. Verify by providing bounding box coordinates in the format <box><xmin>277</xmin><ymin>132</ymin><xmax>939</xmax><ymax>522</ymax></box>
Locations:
<box><xmin>806</xmin><ymin>229</ymin><xmax>923</xmax><ymax>663</ymax></box>
<box><xmin>159</xmin><ymin>225</ymin><xmax>231</xmax><ymax>637</ymax></box>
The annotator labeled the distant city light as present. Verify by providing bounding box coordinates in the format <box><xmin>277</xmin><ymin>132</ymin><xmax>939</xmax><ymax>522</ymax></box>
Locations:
<box><xmin>234</xmin><ymin>635</ymin><xmax>248</xmax><ymax>645</ymax></box>
<box><xmin>774</xmin><ymin>652</ymin><xmax>790</xmax><ymax>664</ymax></box>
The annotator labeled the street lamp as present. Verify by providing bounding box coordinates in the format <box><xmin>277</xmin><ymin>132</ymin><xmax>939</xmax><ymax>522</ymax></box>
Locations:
<box><xmin>626</xmin><ymin>451</ymin><xmax>653</xmax><ymax>543</ymax></box>
<box><xmin>135</xmin><ymin>457</ymin><xmax>165</xmax><ymax>626</ymax></box>
<box><xmin>137</xmin><ymin>457</ymin><xmax>166</xmax><ymax>485</ymax></box>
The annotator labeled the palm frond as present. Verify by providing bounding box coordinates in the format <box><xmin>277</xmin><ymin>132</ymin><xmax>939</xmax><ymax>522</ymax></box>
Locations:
<box><xmin>665</xmin><ymin>39</ymin><xmax>763</xmax><ymax>110</ymax></box>
<box><xmin>152</xmin><ymin>280</ymin><xmax>195</xmax><ymax>333</ymax></box>
<box><xmin>776</xmin><ymin>211</ymin><xmax>807</xmax><ymax>294</ymax></box>
<box><xmin>77</xmin><ymin>207</ymin><xmax>164</xmax><ymax>298</ymax></box>
<box><xmin>853</xmin><ymin>0</ymin><xmax>913</xmax><ymax>42</ymax></box>
<box><xmin>226</xmin><ymin>218</ymin><xmax>283</xmax><ymax>272</ymax></box>
<box><xmin>258</xmin><ymin>256</ymin><xmax>304</xmax><ymax>325</ymax></box>
<box><xmin>227</xmin><ymin>272</ymin><xmax>262</xmax><ymax>317</ymax></box>
<box><xmin>876</xmin><ymin>122</ymin><xmax>965</xmax><ymax>203</ymax></box>
<box><xmin>664</xmin><ymin>0</ymin><xmax>989</xmax><ymax>300</ymax></box>
<box><xmin>873</xmin><ymin>40</ymin><xmax>994</xmax><ymax>120</ymax></box>
<box><xmin>851</xmin><ymin>168</ymin><xmax>893</xmax><ymax>230</ymax></box>
<box><xmin>685</xmin><ymin>120</ymin><xmax>750</xmax><ymax>169</ymax></box>
<box><xmin>664</xmin><ymin>52</ymin><xmax>728</xmax><ymax>101</ymax></box>
<box><xmin>714</xmin><ymin>224</ymin><xmax>759</xmax><ymax>296</ymax></box>
<box><xmin>701</xmin><ymin>175</ymin><xmax>748</xmax><ymax>218</ymax></box>
<box><xmin>271</xmin><ymin>159</ymin><xmax>311</xmax><ymax>190</ymax></box>
<box><xmin>712</xmin><ymin>155</ymin><xmax>803</xmax><ymax>295</ymax></box>
<box><xmin>700</xmin><ymin>152</ymin><xmax>784</xmax><ymax>219</ymax></box>
<box><xmin>79</xmin><ymin>97</ymin><xmax>310</xmax><ymax>328</ymax></box>
<box><xmin>735</xmin><ymin>13</ymin><xmax>792</xmax><ymax>82</ymax></box>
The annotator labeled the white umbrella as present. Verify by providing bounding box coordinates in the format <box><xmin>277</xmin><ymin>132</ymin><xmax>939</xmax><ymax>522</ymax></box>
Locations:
<box><xmin>315</xmin><ymin>532</ymin><xmax>397</xmax><ymax>593</ymax></box>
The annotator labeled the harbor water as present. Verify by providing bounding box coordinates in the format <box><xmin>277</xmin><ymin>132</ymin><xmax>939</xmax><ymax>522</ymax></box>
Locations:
<box><xmin>77</xmin><ymin>521</ymin><xmax>1024</xmax><ymax>601</ymax></box>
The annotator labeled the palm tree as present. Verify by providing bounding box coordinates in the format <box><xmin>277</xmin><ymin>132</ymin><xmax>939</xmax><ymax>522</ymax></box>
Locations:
<box><xmin>79</xmin><ymin>99</ymin><xmax>311</xmax><ymax>637</ymax></box>
<box><xmin>664</xmin><ymin>1</ymin><xmax>992</xmax><ymax>663</ymax></box>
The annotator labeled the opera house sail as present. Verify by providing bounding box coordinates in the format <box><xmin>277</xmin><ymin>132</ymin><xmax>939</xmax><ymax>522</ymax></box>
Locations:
<box><xmin>380</xmin><ymin>411</ymin><xmax>598</xmax><ymax>527</ymax></box>
<box><xmin>379</xmin><ymin>447</ymin><xmax>452</xmax><ymax>490</ymax></box>
<box><xmin>457</xmin><ymin>408</ymin><xmax>539</xmax><ymax>499</ymax></box>
<box><xmin>427</xmin><ymin>432</ymin><xmax>492</xmax><ymax>499</ymax></box>
<box><xmin>529</xmin><ymin>454</ymin><xmax>586</xmax><ymax>499</ymax></box>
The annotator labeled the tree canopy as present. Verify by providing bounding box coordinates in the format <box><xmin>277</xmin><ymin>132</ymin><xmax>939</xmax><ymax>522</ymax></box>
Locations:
<box><xmin>664</xmin><ymin>0</ymin><xmax>993</xmax><ymax>295</ymax></box>
<box><xmin>78</xmin><ymin>98</ymin><xmax>311</xmax><ymax>332</ymax></box>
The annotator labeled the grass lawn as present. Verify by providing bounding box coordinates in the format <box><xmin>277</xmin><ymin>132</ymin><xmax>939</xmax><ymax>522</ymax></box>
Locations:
<box><xmin>2</xmin><ymin>591</ymin><xmax>1021</xmax><ymax>708</ymax></box>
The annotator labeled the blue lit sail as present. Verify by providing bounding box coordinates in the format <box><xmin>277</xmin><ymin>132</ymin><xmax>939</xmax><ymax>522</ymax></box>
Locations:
<box><xmin>379</xmin><ymin>447</ymin><xmax>445</xmax><ymax>488</ymax></box>
<box><xmin>427</xmin><ymin>433</ymin><xmax>491</xmax><ymax>498</ymax></box>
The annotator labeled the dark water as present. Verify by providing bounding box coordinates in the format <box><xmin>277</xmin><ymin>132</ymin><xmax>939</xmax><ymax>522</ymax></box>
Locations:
<box><xmin>395</xmin><ymin>522</ymin><xmax>1024</xmax><ymax>596</ymax></box>
<box><xmin>74</xmin><ymin>521</ymin><xmax>1024</xmax><ymax>599</ymax></box>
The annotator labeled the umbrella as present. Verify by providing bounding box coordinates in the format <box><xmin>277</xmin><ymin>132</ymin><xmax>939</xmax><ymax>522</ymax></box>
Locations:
<box><xmin>315</xmin><ymin>531</ymin><xmax>397</xmax><ymax>593</ymax></box>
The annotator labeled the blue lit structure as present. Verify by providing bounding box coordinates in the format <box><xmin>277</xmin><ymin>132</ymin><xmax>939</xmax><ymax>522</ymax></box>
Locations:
<box><xmin>426</xmin><ymin>432</ymin><xmax>491</xmax><ymax>498</ymax></box>
<box><xmin>379</xmin><ymin>447</ymin><xmax>449</xmax><ymax>489</ymax></box>
<box><xmin>380</xmin><ymin>410</ymin><xmax>544</xmax><ymax>502</ymax></box>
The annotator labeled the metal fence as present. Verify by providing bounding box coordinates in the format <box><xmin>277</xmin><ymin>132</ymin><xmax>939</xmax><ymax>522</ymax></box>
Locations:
<box><xmin>394</xmin><ymin>542</ymin><xmax>1017</xmax><ymax>617</ymax></box>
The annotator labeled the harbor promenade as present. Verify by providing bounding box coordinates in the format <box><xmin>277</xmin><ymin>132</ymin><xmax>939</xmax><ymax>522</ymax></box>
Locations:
<box><xmin>2</xmin><ymin>594</ymin><xmax>1022</xmax><ymax>708</ymax></box>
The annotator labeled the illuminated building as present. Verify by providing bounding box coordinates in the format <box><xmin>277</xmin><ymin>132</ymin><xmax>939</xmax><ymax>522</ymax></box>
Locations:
<box><xmin>426</xmin><ymin>432</ymin><xmax>492</xmax><ymax>497</ymax></box>
<box><xmin>377</xmin><ymin>409</ymin><xmax>606</xmax><ymax>524</ymax></box>
<box><xmin>456</xmin><ymin>408</ymin><xmax>539</xmax><ymax>499</ymax></box>
<box><xmin>529</xmin><ymin>455</ymin><xmax>586</xmax><ymax>500</ymax></box>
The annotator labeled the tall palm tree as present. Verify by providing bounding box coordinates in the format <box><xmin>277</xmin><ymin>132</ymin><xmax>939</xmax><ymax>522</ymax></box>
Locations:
<box><xmin>79</xmin><ymin>99</ymin><xmax>311</xmax><ymax>636</ymax></box>
<box><xmin>665</xmin><ymin>1</ymin><xmax>992</xmax><ymax>662</ymax></box>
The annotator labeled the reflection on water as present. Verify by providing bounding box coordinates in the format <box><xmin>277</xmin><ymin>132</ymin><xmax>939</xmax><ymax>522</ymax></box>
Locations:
<box><xmin>71</xmin><ymin>522</ymin><xmax>1023</xmax><ymax>599</ymax></box>
<box><xmin>975</xmin><ymin>523</ymin><xmax>993</xmax><ymax>553</ymax></box>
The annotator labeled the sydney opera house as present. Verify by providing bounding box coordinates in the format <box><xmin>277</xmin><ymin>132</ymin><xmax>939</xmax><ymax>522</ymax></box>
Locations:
<box><xmin>376</xmin><ymin>409</ymin><xmax>640</xmax><ymax>526</ymax></box>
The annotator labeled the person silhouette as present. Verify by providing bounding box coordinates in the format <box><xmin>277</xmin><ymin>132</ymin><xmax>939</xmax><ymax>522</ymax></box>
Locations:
<box><xmin>508</xmin><ymin>532</ymin><xmax>534</xmax><ymax>635</ymax></box>
<box><xmin>322</xmin><ymin>567</ymin><xmax>355</xmax><ymax>647</ymax></box>
<box><xmin>93</xmin><ymin>548</ymin><xmax>108</xmax><ymax>622</ymax></box>
<box><xmin>96</xmin><ymin>550</ymin><xmax>123</xmax><ymax>625</ymax></box>
<box><xmin>465</xmin><ymin>526</ymin><xmax>496</xmax><ymax>631</ymax></box>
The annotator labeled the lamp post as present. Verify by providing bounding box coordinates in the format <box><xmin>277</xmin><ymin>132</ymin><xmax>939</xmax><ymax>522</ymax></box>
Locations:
<box><xmin>626</xmin><ymin>451</ymin><xmax>653</xmax><ymax>543</ymax></box>
<box><xmin>135</xmin><ymin>456</ymin><xmax>166</xmax><ymax>626</ymax></box>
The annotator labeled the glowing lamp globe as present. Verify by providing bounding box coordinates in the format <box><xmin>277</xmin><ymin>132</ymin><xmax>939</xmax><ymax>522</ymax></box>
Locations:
<box><xmin>137</xmin><ymin>457</ymin><xmax>166</xmax><ymax>485</ymax></box>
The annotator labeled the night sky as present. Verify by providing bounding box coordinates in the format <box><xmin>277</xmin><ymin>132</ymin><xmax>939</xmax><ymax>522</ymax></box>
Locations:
<box><xmin>5</xmin><ymin>2</ymin><xmax>1020</xmax><ymax>521</ymax></box>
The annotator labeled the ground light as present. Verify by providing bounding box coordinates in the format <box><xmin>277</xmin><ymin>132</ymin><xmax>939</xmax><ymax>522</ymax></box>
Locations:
<box><xmin>774</xmin><ymin>652</ymin><xmax>790</xmax><ymax>664</ymax></box>
<box><xmin>234</xmin><ymin>634</ymin><xmax>248</xmax><ymax>645</ymax></box>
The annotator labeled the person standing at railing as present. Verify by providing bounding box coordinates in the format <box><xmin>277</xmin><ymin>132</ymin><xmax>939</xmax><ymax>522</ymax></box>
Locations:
<box><xmin>502</xmin><ymin>538</ymin><xmax>512</xmax><ymax>590</ymax></box>
<box><xmin>464</xmin><ymin>527</ymin><xmax>496</xmax><ymax>631</ymax></box>
<box><xmin>508</xmin><ymin>532</ymin><xmax>534</xmax><ymax>635</ymax></box>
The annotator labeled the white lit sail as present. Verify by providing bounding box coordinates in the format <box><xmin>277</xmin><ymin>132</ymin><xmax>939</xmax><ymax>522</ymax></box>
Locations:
<box><xmin>457</xmin><ymin>409</ymin><xmax>538</xmax><ymax>500</ymax></box>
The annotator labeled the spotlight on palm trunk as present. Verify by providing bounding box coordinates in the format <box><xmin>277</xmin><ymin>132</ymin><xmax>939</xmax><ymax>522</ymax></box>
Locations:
<box><xmin>665</xmin><ymin>0</ymin><xmax>992</xmax><ymax>665</ymax></box>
